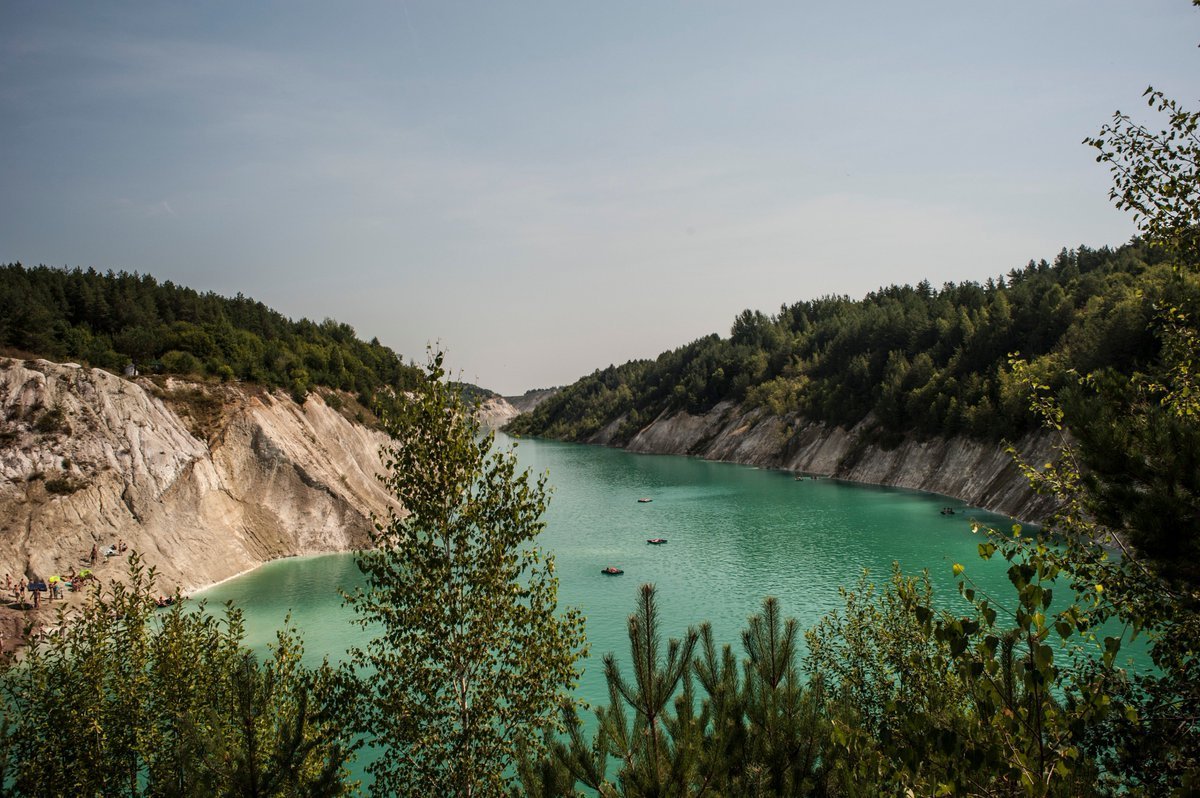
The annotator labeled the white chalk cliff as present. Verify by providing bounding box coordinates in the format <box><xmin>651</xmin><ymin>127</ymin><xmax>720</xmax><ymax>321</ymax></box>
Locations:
<box><xmin>476</xmin><ymin>395</ymin><xmax>522</xmax><ymax>430</ymax></box>
<box><xmin>585</xmin><ymin>401</ymin><xmax>1059</xmax><ymax>523</ymax></box>
<box><xmin>0</xmin><ymin>358</ymin><xmax>399</xmax><ymax>593</ymax></box>
<box><xmin>0</xmin><ymin>356</ymin><xmax>1055</xmax><ymax>596</ymax></box>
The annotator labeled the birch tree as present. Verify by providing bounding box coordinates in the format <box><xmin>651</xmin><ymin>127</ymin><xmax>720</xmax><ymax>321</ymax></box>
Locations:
<box><xmin>347</xmin><ymin>352</ymin><xmax>585</xmax><ymax>798</ymax></box>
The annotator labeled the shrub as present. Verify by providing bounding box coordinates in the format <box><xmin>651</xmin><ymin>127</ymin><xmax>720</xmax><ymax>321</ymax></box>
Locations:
<box><xmin>45</xmin><ymin>476</ymin><xmax>79</xmax><ymax>495</ymax></box>
<box><xmin>159</xmin><ymin>349</ymin><xmax>202</xmax><ymax>375</ymax></box>
<box><xmin>33</xmin><ymin>405</ymin><xmax>67</xmax><ymax>434</ymax></box>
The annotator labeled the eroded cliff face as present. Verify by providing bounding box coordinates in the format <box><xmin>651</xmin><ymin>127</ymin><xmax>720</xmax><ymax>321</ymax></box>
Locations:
<box><xmin>476</xmin><ymin>396</ymin><xmax>521</xmax><ymax>430</ymax></box>
<box><xmin>0</xmin><ymin>359</ymin><xmax>399</xmax><ymax>593</ymax></box>
<box><xmin>589</xmin><ymin>401</ymin><xmax>1058</xmax><ymax>523</ymax></box>
<box><xmin>0</xmin><ymin>356</ymin><xmax>1056</xmax><ymax>596</ymax></box>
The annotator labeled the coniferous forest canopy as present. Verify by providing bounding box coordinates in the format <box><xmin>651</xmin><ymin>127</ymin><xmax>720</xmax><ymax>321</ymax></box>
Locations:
<box><xmin>0</xmin><ymin>263</ymin><xmax>425</xmax><ymax>402</ymax></box>
<box><xmin>507</xmin><ymin>240</ymin><xmax>1191</xmax><ymax>445</ymax></box>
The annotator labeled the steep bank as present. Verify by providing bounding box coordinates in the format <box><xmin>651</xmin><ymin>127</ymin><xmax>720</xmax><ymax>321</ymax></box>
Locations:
<box><xmin>0</xmin><ymin>358</ymin><xmax>399</xmax><ymax>595</ymax></box>
<box><xmin>504</xmin><ymin>388</ymin><xmax>560</xmax><ymax>415</ymax></box>
<box><xmin>582</xmin><ymin>401</ymin><xmax>1058</xmax><ymax>523</ymax></box>
<box><xmin>476</xmin><ymin>395</ymin><xmax>522</xmax><ymax>430</ymax></box>
<box><xmin>0</xmin><ymin>353</ymin><xmax>1056</xmax><ymax>606</ymax></box>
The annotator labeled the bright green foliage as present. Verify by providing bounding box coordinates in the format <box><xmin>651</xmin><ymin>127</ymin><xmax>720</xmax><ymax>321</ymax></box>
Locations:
<box><xmin>0</xmin><ymin>555</ymin><xmax>357</xmax><ymax>797</ymax></box>
<box><xmin>955</xmin><ymin>59</ymin><xmax>1200</xmax><ymax>797</ymax></box>
<box><xmin>1052</xmin><ymin>361</ymin><xmax>1200</xmax><ymax>584</ymax></box>
<box><xmin>804</xmin><ymin>568</ymin><xmax>1011</xmax><ymax>795</ymax></box>
<box><xmin>535</xmin><ymin>567</ymin><xmax>1123</xmax><ymax>796</ymax></box>
<box><xmin>527</xmin><ymin>559</ymin><xmax>1183</xmax><ymax>796</ymax></box>
<box><xmin>1059</xmin><ymin>80</ymin><xmax>1200</xmax><ymax>586</ymax></box>
<box><xmin>799</xmin><ymin>551</ymin><xmax>1143</xmax><ymax>796</ymax></box>
<box><xmin>998</xmin><ymin>373</ymin><xmax>1200</xmax><ymax>795</ymax></box>
<box><xmin>347</xmin><ymin>352</ymin><xmax>585</xmax><ymax>798</ymax></box>
<box><xmin>898</xmin><ymin>548</ymin><xmax>1106</xmax><ymax>796</ymax></box>
<box><xmin>811</xmin><ymin>421</ymin><xmax>1192</xmax><ymax>797</ymax></box>
<box><xmin>920</xmin><ymin>68</ymin><xmax>1200</xmax><ymax>791</ymax></box>
<box><xmin>1085</xmin><ymin>86</ymin><xmax>1200</xmax><ymax>267</ymax></box>
<box><xmin>805</xmin><ymin>568</ymin><xmax>954</xmax><ymax>740</ymax></box>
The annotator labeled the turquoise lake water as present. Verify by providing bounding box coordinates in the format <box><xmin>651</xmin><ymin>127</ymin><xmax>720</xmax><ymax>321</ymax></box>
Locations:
<box><xmin>197</xmin><ymin>433</ymin><xmax>1058</xmax><ymax>714</ymax></box>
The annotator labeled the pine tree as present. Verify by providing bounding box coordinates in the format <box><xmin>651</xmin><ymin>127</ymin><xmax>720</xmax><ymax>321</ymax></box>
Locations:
<box><xmin>601</xmin><ymin>584</ymin><xmax>699</xmax><ymax>795</ymax></box>
<box><xmin>537</xmin><ymin>584</ymin><xmax>699</xmax><ymax>797</ymax></box>
<box><xmin>523</xmin><ymin>589</ymin><xmax>834</xmax><ymax>797</ymax></box>
<box><xmin>740</xmin><ymin>597</ymin><xmax>827</xmax><ymax>796</ymax></box>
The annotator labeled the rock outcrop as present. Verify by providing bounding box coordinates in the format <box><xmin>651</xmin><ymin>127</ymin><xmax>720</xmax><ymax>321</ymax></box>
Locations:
<box><xmin>504</xmin><ymin>388</ymin><xmax>560</xmax><ymax>415</ymax></box>
<box><xmin>0</xmin><ymin>358</ymin><xmax>399</xmax><ymax>593</ymax></box>
<box><xmin>476</xmin><ymin>396</ymin><xmax>521</xmax><ymax>430</ymax></box>
<box><xmin>587</xmin><ymin>401</ymin><xmax>1059</xmax><ymax>523</ymax></box>
<box><xmin>0</xmin><ymin>355</ymin><xmax>1058</xmax><ymax>599</ymax></box>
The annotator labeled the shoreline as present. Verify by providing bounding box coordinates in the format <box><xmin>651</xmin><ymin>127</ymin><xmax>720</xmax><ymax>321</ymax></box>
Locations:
<box><xmin>186</xmin><ymin>550</ymin><xmax>359</xmax><ymax>597</ymax></box>
<box><xmin>514</xmin><ymin>432</ymin><xmax>1052</xmax><ymax>528</ymax></box>
<box><xmin>4</xmin><ymin>435</ymin><xmax>1049</xmax><ymax>657</ymax></box>
<box><xmin>184</xmin><ymin>557</ymin><xmax>291</xmax><ymax>597</ymax></box>
<box><xmin>1</xmin><ymin>550</ymin><xmax>364</xmax><ymax>658</ymax></box>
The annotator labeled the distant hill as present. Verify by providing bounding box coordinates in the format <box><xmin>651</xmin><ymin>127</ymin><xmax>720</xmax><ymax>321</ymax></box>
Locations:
<box><xmin>0</xmin><ymin>263</ymin><xmax>425</xmax><ymax>404</ymax></box>
<box><xmin>453</xmin><ymin>381</ymin><xmax>499</xmax><ymax>403</ymax></box>
<box><xmin>507</xmin><ymin>240</ymin><xmax>1191</xmax><ymax>445</ymax></box>
<box><xmin>504</xmin><ymin>387</ymin><xmax>560</xmax><ymax>415</ymax></box>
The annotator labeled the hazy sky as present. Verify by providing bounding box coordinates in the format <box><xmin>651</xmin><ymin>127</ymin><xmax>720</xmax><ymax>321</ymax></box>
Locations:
<box><xmin>2</xmin><ymin>2</ymin><xmax>1198</xmax><ymax>394</ymax></box>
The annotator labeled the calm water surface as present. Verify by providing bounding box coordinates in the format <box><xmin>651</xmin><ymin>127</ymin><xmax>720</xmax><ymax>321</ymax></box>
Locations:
<box><xmin>199</xmin><ymin>433</ymin><xmax>1044</xmax><ymax>711</ymax></box>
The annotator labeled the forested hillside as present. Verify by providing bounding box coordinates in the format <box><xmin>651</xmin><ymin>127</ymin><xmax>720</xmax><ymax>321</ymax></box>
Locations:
<box><xmin>0</xmin><ymin>263</ymin><xmax>424</xmax><ymax>402</ymax></box>
<box><xmin>509</xmin><ymin>241</ymin><xmax>1194</xmax><ymax>444</ymax></box>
